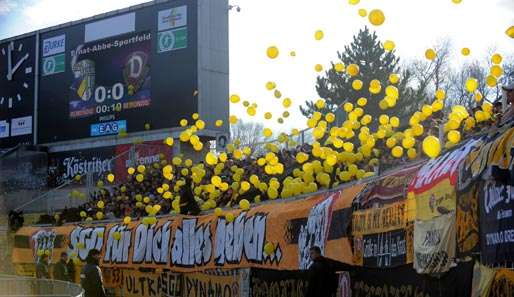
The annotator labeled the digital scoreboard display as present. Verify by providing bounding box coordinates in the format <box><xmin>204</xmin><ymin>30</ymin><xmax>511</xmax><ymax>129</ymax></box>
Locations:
<box><xmin>38</xmin><ymin>0</ymin><xmax>197</xmax><ymax>143</ymax></box>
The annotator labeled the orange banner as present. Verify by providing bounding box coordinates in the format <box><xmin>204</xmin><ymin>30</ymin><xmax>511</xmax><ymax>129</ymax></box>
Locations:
<box><xmin>13</xmin><ymin>185</ymin><xmax>362</xmax><ymax>272</ymax></box>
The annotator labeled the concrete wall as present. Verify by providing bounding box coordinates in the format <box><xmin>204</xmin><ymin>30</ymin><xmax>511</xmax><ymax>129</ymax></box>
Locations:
<box><xmin>197</xmin><ymin>0</ymin><xmax>230</xmax><ymax>134</ymax></box>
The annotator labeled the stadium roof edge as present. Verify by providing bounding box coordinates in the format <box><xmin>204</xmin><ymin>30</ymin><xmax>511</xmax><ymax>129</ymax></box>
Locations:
<box><xmin>0</xmin><ymin>0</ymin><xmax>175</xmax><ymax>43</ymax></box>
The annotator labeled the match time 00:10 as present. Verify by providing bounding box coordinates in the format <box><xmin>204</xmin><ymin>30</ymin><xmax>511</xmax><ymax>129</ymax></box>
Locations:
<box><xmin>96</xmin><ymin>103</ymin><xmax>122</xmax><ymax>114</ymax></box>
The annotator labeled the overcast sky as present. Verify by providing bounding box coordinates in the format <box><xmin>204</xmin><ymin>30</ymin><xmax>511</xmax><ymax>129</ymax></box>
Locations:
<box><xmin>0</xmin><ymin>0</ymin><xmax>513</xmax><ymax>133</ymax></box>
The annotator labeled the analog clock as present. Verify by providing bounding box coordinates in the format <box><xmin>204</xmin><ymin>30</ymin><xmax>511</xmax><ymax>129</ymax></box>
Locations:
<box><xmin>0</xmin><ymin>35</ymin><xmax>36</xmax><ymax>148</ymax></box>
<box><xmin>0</xmin><ymin>40</ymin><xmax>33</xmax><ymax>109</ymax></box>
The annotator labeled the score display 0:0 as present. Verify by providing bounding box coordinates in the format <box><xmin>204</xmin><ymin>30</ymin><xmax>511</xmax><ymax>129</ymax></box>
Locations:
<box><xmin>94</xmin><ymin>82</ymin><xmax>124</xmax><ymax>103</ymax></box>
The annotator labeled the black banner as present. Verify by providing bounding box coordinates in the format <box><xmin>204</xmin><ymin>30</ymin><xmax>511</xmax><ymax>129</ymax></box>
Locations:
<box><xmin>352</xmin><ymin>261</ymin><xmax>474</xmax><ymax>297</ymax></box>
<box><xmin>456</xmin><ymin>181</ymin><xmax>479</xmax><ymax>258</ymax></box>
<box><xmin>361</xmin><ymin>229</ymin><xmax>407</xmax><ymax>268</ymax></box>
<box><xmin>250</xmin><ymin>268</ymin><xmax>307</xmax><ymax>297</ymax></box>
<box><xmin>47</xmin><ymin>146</ymin><xmax>114</xmax><ymax>187</ymax></box>
<box><xmin>479</xmin><ymin>179</ymin><xmax>514</xmax><ymax>265</ymax></box>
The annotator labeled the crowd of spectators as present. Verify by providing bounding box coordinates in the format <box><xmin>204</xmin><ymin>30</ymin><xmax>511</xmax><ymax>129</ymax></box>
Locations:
<box><xmin>37</xmin><ymin>84</ymin><xmax>514</xmax><ymax>226</ymax></box>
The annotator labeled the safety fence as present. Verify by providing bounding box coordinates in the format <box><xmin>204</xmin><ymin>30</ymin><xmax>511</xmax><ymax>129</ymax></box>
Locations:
<box><xmin>0</xmin><ymin>274</ymin><xmax>83</xmax><ymax>297</ymax></box>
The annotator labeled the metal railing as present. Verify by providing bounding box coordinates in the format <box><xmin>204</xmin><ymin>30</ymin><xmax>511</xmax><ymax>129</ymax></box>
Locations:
<box><xmin>0</xmin><ymin>274</ymin><xmax>84</xmax><ymax>297</ymax></box>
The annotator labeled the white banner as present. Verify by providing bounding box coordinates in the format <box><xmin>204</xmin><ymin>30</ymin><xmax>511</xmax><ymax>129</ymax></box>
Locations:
<box><xmin>414</xmin><ymin>212</ymin><xmax>456</xmax><ymax>274</ymax></box>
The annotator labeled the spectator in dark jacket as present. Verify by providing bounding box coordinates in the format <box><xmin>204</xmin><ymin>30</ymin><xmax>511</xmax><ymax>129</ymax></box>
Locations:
<box><xmin>305</xmin><ymin>246</ymin><xmax>341</xmax><ymax>297</ymax></box>
<box><xmin>35</xmin><ymin>254</ymin><xmax>50</xmax><ymax>279</ymax></box>
<box><xmin>80</xmin><ymin>249</ymin><xmax>106</xmax><ymax>297</ymax></box>
<box><xmin>180</xmin><ymin>177</ymin><xmax>201</xmax><ymax>215</ymax></box>
<box><xmin>53</xmin><ymin>252</ymin><xmax>69</xmax><ymax>281</ymax></box>
<box><xmin>67</xmin><ymin>257</ymin><xmax>76</xmax><ymax>283</ymax></box>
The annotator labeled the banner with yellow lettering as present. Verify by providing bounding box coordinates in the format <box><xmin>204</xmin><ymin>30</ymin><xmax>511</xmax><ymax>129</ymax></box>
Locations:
<box><xmin>351</xmin><ymin>201</ymin><xmax>412</xmax><ymax>267</ymax></box>
<box><xmin>13</xmin><ymin>185</ymin><xmax>361</xmax><ymax>272</ymax></box>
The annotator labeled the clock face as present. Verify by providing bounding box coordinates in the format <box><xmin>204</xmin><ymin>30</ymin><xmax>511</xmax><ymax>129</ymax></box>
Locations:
<box><xmin>0</xmin><ymin>35</ymin><xmax>36</xmax><ymax>148</ymax></box>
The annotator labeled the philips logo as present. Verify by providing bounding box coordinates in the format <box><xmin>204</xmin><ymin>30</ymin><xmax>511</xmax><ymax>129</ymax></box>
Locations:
<box><xmin>42</xmin><ymin>35</ymin><xmax>65</xmax><ymax>57</ymax></box>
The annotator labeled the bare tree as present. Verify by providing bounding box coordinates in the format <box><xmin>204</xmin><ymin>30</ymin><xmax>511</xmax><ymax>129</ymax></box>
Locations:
<box><xmin>230</xmin><ymin>120</ymin><xmax>265</xmax><ymax>155</ymax></box>
<box><xmin>398</xmin><ymin>39</ymin><xmax>454</xmax><ymax>119</ymax></box>
<box><xmin>446</xmin><ymin>60</ymin><xmax>489</xmax><ymax>109</ymax></box>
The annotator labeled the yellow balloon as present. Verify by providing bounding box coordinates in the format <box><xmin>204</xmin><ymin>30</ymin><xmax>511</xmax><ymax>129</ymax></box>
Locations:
<box><xmin>435</xmin><ymin>89</ymin><xmax>446</xmax><ymax>100</ymax></box>
<box><xmin>282</xmin><ymin>98</ymin><xmax>292</xmax><ymax>108</ymax></box>
<box><xmin>96</xmin><ymin>211</ymin><xmax>104</xmax><ymax>220</ymax></box>
<box><xmin>389</xmin><ymin>73</ymin><xmax>399</xmax><ymax>84</ymax></box>
<box><xmin>195</xmin><ymin>120</ymin><xmax>206</xmax><ymax>130</ymax></box>
<box><xmin>123</xmin><ymin>216</ymin><xmax>131</xmax><ymax>225</ymax></box>
<box><xmin>226</xmin><ymin>213</ymin><xmax>235</xmax><ymax>222</ymax></box>
<box><xmin>407</xmin><ymin>148</ymin><xmax>417</xmax><ymax>160</ymax></box>
<box><xmin>422</xmin><ymin>136</ymin><xmax>441</xmax><ymax>158</ymax></box>
<box><xmin>379</xmin><ymin>114</ymin><xmax>389</xmax><ymax>125</ymax></box>
<box><xmin>314</xmin><ymin>64</ymin><xmax>323</xmax><ymax>72</ymax></box>
<box><xmin>314</xmin><ymin>30</ymin><xmax>324</xmax><ymax>41</ymax></box>
<box><xmin>343</xmin><ymin>142</ymin><xmax>354</xmax><ymax>152</ymax></box>
<box><xmin>215</xmin><ymin>120</ymin><xmax>223</xmax><ymax>127</ymax></box>
<box><xmin>402</xmin><ymin>137</ymin><xmax>415</xmax><ymax>149</ymax></box>
<box><xmin>507</xmin><ymin>26</ymin><xmax>514</xmax><ymax>38</ymax></box>
<box><xmin>392</xmin><ymin>146</ymin><xmax>403</xmax><ymax>158</ymax></box>
<box><xmin>384</xmin><ymin>40</ymin><xmax>395</xmax><ymax>51</ymax></box>
<box><xmin>265</xmin><ymin>81</ymin><xmax>276</xmax><ymax>90</ymax></box>
<box><xmin>385</xmin><ymin>85</ymin><xmax>399</xmax><ymax>99</ymax></box>
<box><xmin>352</xmin><ymin>79</ymin><xmax>363</xmax><ymax>90</ymax></box>
<box><xmin>334</xmin><ymin>63</ymin><xmax>345</xmax><ymax>72</ymax></box>
<box><xmin>390</xmin><ymin>116</ymin><xmax>400</xmax><ymax>128</ymax></box>
<box><xmin>425</xmin><ymin>48</ymin><xmax>437</xmax><ymax>61</ymax></box>
<box><xmin>205</xmin><ymin>152</ymin><xmax>218</xmax><ymax>166</ymax></box>
<box><xmin>348</xmin><ymin>0</ymin><xmax>360</xmax><ymax>5</ymax></box>
<box><xmin>386</xmin><ymin>137</ymin><xmax>397</xmax><ymax>148</ymax></box>
<box><xmin>368</xmin><ymin>9</ymin><xmax>385</xmax><ymax>26</ymax></box>
<box><xmin>358</xmin><ymin>9</ymin><xmax>367</xmax><ymax>17</ymax></box>
<box><xmin>97</xmin><ymin>200</ymin><xmax>105</xmax><ymax>209</ymax></box>
<box><xmin>264</xmin><ymin>242</ymin><xmax>275</xmax><ymax>255</ymax></box>
<box><xmin>486</xmin><ymin>75</ymin><xmax>497</xmax><ymax>88</ymax></box>
<box><xmin>490</xmin><ymin>65</ymin><xmax>503</xmax><ymax>78</ymax></box>
<box><xmin>357</xmin><ymin>97</ymin><xmax>367</xmax><ymax>107</ymax></box>
<box><xmin>325</xmin><ymin>113</ymin><xmax>336</xmax><ymax>123</ymax></box>
<box><xmin>290</xmin><ymin>51</ymin><xmax>296</xmax><ymax>57</ymax></box>
<box><xmin>247</xmin><ymin>106</ymin><xmax>257</xmax><ymax>116</ymax></box>
<box><xmin>136</xmin><ymin>174</ymin><xmax>144</xmax><ymax>183</ymax></box>
<box><xmin>239</xmin><ymin>199</ymin><xmax>250</xmax><ymax>210</ymax></box>
<box><xmin>343</xmin><ymin>102</ymin><xmax>354</xmax><ymax>113</ymax></box>
<box><xmin>465</xmin><ymin>78</ymin><xmax>478</xmax><ymax>93</ymax></box>
<box><xmin>229</xmin><ymin>115</ymin><xmax>238</xmax><ymax>124</ymax></box>
<box><xmin>346</xmin><ymin>64</ymin><xmax>360</xmax><ymax>77</ymax></box>
<box><xmin>422</xmin><ymin>105</ymin><xmax>433</xmax><ymax>117</ymax></box>
<box><xmin>263</xmin><ymin>128</ymin><xmax>273</xmax><ymax>138</ymax></box>
<box><xmin>461</xmin><ymin>48</ymin><xmax>470</xmax><ymax>56</ymax></box>
<box><xmin>432</xmin><ymin>100</ymin><xmax>444</xmax><ymax>112</ymax></box>
<box><xmin>315</xmin><ymin>99</ymin><xmax>326</xmax><ymax>109</ymax></box>
<box><xmin>447</xmin><ymin>130</ymin><xmax>461</xmax><ymax>144</ymax></box>
<box><xmin>107</xmin><ymin>174</ymin><xmax>115</xmax><ymax>183</ymax></box>
<box><xmin>491</xmin><ymin>53</ymin><xmax>503</xmax><ymax>65</ymax></box>
<box><xmin>266</xmin><ymin>46</ymin><xmax>279</xmax><ymax>59</ymax></box>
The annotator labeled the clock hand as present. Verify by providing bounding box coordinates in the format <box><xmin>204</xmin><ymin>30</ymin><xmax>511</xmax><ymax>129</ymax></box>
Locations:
<box><xmin>10</xmin><ymin>53</ymin><xmax>29</xmax><ymax>78</ymax></box>
<box><xmin>6</xmin><ymin>42</ymin><xmax>13</xmax><ymax>80</ymax></box>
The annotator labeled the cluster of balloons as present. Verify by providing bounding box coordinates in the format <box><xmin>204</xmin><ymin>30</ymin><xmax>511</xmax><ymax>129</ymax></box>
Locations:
<box><xmin>64</xmin><ymin>0</ymin><xmax>512</xmax><ymax>228</ymax></box>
